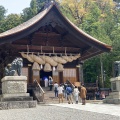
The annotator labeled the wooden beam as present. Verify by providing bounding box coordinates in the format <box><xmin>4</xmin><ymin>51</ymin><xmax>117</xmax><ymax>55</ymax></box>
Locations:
<box><xmin>13</xmin><ymin>45</ymin><xmax>81</xmax><ymax>53</ymax></box>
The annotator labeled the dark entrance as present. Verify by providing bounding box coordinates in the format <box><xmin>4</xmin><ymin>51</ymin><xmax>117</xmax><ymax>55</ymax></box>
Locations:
<box><xmin>40</xmin><ymin>70</ymin><xmax>52</xmax><ymax>87</ymax></box>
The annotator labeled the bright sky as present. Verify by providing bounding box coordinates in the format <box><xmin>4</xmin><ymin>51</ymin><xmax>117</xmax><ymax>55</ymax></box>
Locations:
<box><xmin>0</xmin><ymin>0</ymin><xmax>31</xmax><ymax>15</ymax></box>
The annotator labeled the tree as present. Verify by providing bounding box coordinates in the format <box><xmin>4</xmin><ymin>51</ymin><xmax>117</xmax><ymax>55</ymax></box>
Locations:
<box><xmin>1</xmin><ymin>14</ymin><xmax>22</xmax><ymax>31</ymax></box>
<box><xmin>56</xmin><ymin>0</ymin><xmax>117</xmax><ymax>87</ymax></box>
<box><xmin>36</xmin><ymin>0</ymin><xmax>46</xmax><ymax>11</ymax></box>
<box><xmin>0</xmin><ymin>6</ymin><xmax>7</xmax><ymax>33</ymax></box>
<box><xmin>0</xmin><ymin>5</ymin><xmax>6</xmax><ymax>21</ymax></box>
<box><xmin>21</xmin><ymin>0</ymin><xmax>37</xmax><ymax>22</ymax></box>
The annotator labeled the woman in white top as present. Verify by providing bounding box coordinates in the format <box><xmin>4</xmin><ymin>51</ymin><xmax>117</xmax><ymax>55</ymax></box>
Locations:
<box><xmin>74</xmin><ymin>86</ymin><xmax>80</xmax><ymax>104</ymax></box>
<box><xmin>57</xmin><ymin>84</ymin><xmax>64</xmax><ymax>103</ymax></box>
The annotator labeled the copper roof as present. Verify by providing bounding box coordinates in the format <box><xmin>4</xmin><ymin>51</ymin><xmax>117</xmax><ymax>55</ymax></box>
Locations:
<box><xmin>0</xmin><ymin>3</ymin><xmax>112</xmax><ymax>60</ymax></box>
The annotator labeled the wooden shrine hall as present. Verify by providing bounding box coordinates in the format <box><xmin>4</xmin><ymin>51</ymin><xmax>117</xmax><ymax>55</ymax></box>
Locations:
<box><xmin>0</xmin><ymin>2</ymin><xmax>112</xmax><ymax>87</ymax></box>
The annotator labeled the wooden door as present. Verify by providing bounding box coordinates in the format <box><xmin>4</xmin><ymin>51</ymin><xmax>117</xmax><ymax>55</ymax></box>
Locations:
<box><xmin>52</xmin><ymin>71</ymin><xmax>59</xmax><ymax>84</ymax></box>
<box><xmin>63</xmin><ymin>68</ymin><xmax>77</xmax><ymax>84</ymax></box>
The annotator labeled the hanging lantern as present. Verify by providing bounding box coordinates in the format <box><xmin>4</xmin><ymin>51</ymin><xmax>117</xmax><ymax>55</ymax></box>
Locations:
<box><xmin>57</xmin><ymin>64</ymin><xmax>64</xmax><ymax>72</ymax></box>
<box><xmin>44</xmin><ymin>63</ymin><xmax>52</xmax><ymax>72</ymax></box>
<box><xmin>32</xmin><ymin>62</ymin><xmax>40</xmax><ymax>71</ymax></box>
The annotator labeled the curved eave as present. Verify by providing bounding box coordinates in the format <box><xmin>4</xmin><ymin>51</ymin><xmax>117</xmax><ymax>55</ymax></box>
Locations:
<box><xmin>0</xmin><ymin>4</ymin><xmax>55</xmax><ymax>43</ymax></box>
<box><xmin>52</xmin><ymin>5</ymin><xmax>112</xmax><ymax>52</ymax></box>
<box><xmin>0</xmin><ymin>4</ymin><xmax>112</xmax><ymax>52</ymax></box>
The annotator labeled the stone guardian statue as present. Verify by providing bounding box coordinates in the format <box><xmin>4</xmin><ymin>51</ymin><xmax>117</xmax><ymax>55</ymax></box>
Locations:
<box><xmin>4</xmin><ymin>57</ymin><xmax>23</xmax><ymax>76</ymax></box>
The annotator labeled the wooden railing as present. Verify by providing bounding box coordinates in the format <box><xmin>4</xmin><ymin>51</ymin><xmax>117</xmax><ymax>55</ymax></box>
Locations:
<box><xmin>34</xmin><ymin>80</ymin><xmax>45</xmax><ymax>102</ymax></box>
<box><xmin>66</xmin><ymin>80</ymin><xmax>75</xmax><ymax>90</ymax></box>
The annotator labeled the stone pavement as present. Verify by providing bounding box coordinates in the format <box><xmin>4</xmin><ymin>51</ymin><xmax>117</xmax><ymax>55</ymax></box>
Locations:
<box><xmin>49</xmin><ymin>102</ymin><xmax>120</xmax><ymax>117</ymax></box>
<box><xmin>0</xmin><ymin>102</ymin><xmax>119</xmax><ymax>120</ymax></box>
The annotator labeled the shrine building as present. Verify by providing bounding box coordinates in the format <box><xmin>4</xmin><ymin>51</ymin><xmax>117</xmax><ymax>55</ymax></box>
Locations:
<box><xmin>0</xmin><ymin>2</ymin><xmax>112</xmax><ymax>87</ymax></box>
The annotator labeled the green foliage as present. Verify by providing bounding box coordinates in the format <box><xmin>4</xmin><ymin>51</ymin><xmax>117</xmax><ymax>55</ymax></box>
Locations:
<box><xmin>0</xmin><ymin>5</ymin><xmax>6</xmax><ymax>21</ymax></box>
<box><xmin>0</xmin><ymin>0</ymin><xmax>120</xmax><ymax>88</ymax></box>
<box><xmin>83</xmin><ymin>56</ymin><xmax>101</xmax><ymax>83</ymax></box>
<box><xmin>57</xmin><ymin>0</ymin><xmax>119</xmax><ymax>87</ymax></box>
<box><xmin>36</xmin><ymin>0</ymin><xmax>45</xmax><ymax>11</ymax></box>
<box><xmin>21</xmin><ymin>0</ymin><xmax>38</xmax><ymax>22</ymax></box>
<box><xmin>0</xmin><ymin>6</ymin><xmax>7</xmax><ymax>33</ymax></box>
<box><xmin>1</xmin><ymin>14</ymin><xmax>22</xmax><ymax>31</ymax></box>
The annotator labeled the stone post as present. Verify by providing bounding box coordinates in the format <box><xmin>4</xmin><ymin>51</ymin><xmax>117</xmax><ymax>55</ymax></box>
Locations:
<box><xmin>103</xmin><ymin>77</ymin><xmax>120</xmax><ymax>104</ymax></box>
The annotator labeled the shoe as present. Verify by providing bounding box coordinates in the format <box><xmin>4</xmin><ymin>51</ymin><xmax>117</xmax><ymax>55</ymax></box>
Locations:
<box><xmin>68</xmin><ymin>102</ymin><xmax>70</xmax><ymax>104</ymax></box>
<box><xmin>76</xmin><ymin>101</ymin><xmax>78</xmax><ymax>104</ymax></box>
<box><xmin>82</xmin><ymin>104</ymin><xmax>85</xmax><ymax>105</ymax></box>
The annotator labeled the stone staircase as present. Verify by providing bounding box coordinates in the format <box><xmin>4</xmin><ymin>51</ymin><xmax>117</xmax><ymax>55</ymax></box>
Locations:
<box><xmin>42</xmin><ymin>87</ymin><xmax>68</xmax><ymax>104</ymax></box>
<box><xmin>42</xmin><ymin>87</ymin><xmax>102</xmax><ymax>104</ymax></box>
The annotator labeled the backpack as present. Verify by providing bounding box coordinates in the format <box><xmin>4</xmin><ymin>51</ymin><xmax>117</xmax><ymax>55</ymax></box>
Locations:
<box><xmin>54</xmin><ymin>87</ymin><xmax>58</xmax><ymax>91</ymax></box>
<box><xmin>66</xmin><ymin>87</ymin><xmax>72</xmax><ymax>95</ymax></box>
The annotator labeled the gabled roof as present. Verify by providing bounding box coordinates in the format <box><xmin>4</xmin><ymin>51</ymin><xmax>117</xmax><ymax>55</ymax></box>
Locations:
<box><xmin>0</xmin><ymin>3</ymin><xmax>112</xmax><ymax>60</ymax></box>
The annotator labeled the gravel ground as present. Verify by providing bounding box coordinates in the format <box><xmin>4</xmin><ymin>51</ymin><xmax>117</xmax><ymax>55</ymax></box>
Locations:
<box><xmin>0</xmin><ymin>105</ymin><xmax>119</xmax><ymax>120</ymax></box>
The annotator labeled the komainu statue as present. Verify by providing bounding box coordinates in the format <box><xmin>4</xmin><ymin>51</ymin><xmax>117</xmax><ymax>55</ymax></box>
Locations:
<box><xmin>4</xmin><ymin>57</ymin><xmax>23</xmax><ymax>76</ymax></box>
<box><xmin>113</xmin><ymin>61</ymin><xmax>120</xmax><ymax>77</ymax></box>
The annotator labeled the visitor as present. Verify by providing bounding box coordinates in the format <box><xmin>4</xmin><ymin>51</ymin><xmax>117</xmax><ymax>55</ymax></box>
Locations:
<box><xmin>63</xmin><ymin>82</ymin><xmax>68</xmax><ymax>99</ymax></box>
<box><xmin>49</xmin><ymin>76</ymin><xmax>53</xmax><ymax>91</ymax></box>
<box><xmin>80</xmin><ymin>85</ymin><xmax>87</xmax><ymax>105</ymax></box>
<box><xmin>101</xmin><ymin>91</ymin><xmax>105</xmax><ymax>100</ymax></box>
<box><xmin>73</xmin><ymin>86</ymin><xmax>80</xmax><ymax>104</ymax></box>
<box><xmin>53</xmin><ymin>82</ymin><xmax>58</xmax><ymax>97</ymax></box>
<box><xmin>96</xmin><ymin>90</ymin><xmax>100</xmax><ymax>100</ymax></box>
<box><xmin>66</xmin><ymin>84</ymin><xmax>73</xmax><ymax>104</ymax></box>
<box><xmin>57</xmin><ymin>84</ymin><xmax>64</xmax><ymax>103</ymax></box>
<box><xmin>43</xmin><ymin>77</ymin><xmax>48</xmax><ymax>87</ymax></box>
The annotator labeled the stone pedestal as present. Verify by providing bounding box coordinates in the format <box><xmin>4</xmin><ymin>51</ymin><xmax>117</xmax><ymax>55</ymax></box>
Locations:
<box><xmin>103</xmin><ymin>77</ymin><xmax>120</xmax><ymax>104</ymax></box>
<box><xmin>1</xmin><ymin>76</ymin><xmax>29</xmax><ymax>98</ymax></box>
<box><xmin>0</xmin><ymin>76</ymin><xmax>37</xmax><ymax>109</ymax></box>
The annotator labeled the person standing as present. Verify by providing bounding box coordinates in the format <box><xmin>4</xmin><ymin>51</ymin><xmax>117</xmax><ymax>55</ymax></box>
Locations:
<box><xmin>73</xmin><ymin>86</ymin><xmax>80</xmax><ymax>104</ymax></box>
<box><xmin>49</xmin><ymin>76</ymin><xmax>53</xmax><ymax>91</ymax></box>
<box><xmin>80</xmin><ymin>85</ymin><xmax>87</xmax><ymax>105</ymax></box>
<box><xmin>53</xmin><ymin>82</ymin><xmax>58</xmax><ymax>97</ymax></box>
<box><xmin>63</xmin><ymin>82</ymin><xmax>68</xmax><ymax>99</ymax></box>
<box><xmin>44</xmin><ymin>77</ymin><xmax>48</xmax><ymax>87</ymax></box>
<box><xmin>66</xmin><ymin>85</ymin><xmax>73</xmax><ymax>104</ymax></box>
<box><xmin>57</xmin><ymin>84</ymin><xmax>64</xmax><ymax>103</ymax></box>
<box><xmin>101</xmin><ymin>91</ymin><xmax>105</xmax><ymax>100</ymax></box>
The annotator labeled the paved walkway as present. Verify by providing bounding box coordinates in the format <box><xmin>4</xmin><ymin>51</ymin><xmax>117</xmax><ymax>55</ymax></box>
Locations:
<box><xmin>50</xmin><ymin>103</ymin><xmax>120</xmax><ymax>117</ymax></box>
<box><xmin>0</xmin><ymin>103</ymin><xmax>119</xmax><ymax>120</ymax></box>
<box><xmin>0</xmin><ymin>87</ymin><xmax>118</xmax><ymax>120</ymax></box>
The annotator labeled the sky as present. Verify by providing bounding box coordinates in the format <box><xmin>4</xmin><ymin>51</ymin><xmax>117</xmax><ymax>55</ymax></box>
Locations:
<box><xmin>0</xmin><ymin>0</ymin><xmax>31</xmax><ymax>15</ymax></box>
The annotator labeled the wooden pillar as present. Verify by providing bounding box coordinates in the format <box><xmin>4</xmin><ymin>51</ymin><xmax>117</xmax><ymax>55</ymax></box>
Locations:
<box><xmin>79</xmin><ymin>61</ymin><xmax>84</xmax><ymax>84</ymax></box>
<box><xmin>32</xmin><ymin>70</ymin><xmax>40</xmax><ymax>84</ymax></box>
<box><xmin>59</xmin><ymin>72</ymin><xmax>63</xmax><ymax>84</ymax></box>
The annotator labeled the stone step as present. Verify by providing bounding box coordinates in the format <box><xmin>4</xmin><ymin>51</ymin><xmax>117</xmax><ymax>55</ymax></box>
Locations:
<box><xmin>1</xmin><ymin>96</ymin><xmax>33</xmax><ymax>101</ymax></box>
<box><xmin>0</xmin><ymin>100</ymin><xmax>37</xmax><ymax>110</ymax></box>
<box><xmin>103</xmin><ymin>98</ymin><xmax>120</xmax><ymax>104</ymax></box>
